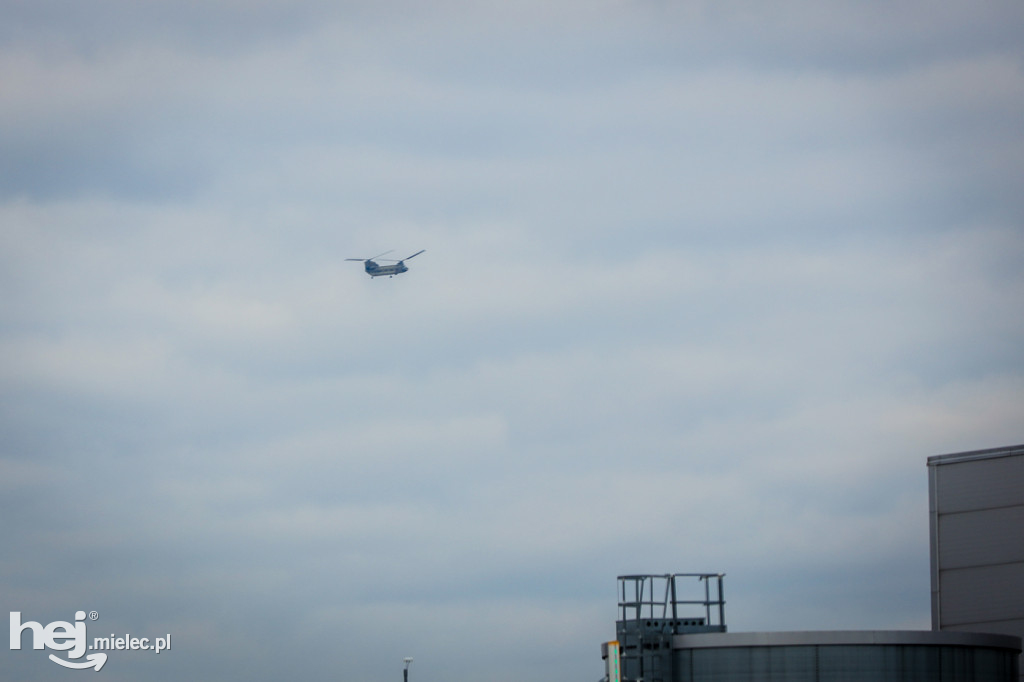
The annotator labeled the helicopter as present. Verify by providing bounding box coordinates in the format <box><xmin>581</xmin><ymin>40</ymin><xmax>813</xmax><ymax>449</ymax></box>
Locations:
<box><xmin>346</xmin><ymin>249</ymin><xmax>425</xmax><ymax>278</ymax></box>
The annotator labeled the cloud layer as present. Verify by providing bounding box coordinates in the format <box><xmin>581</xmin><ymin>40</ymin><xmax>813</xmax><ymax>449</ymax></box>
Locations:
<box><xmin>2</xmin><ymin>2</ymin><xmax>1023</xmax><ymax>680</ymax></box>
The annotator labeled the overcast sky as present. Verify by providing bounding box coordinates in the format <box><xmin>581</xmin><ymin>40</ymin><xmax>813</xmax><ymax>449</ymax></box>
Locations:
<box><xmin>2</xmin><ymin>1</ymin><xmax>1023</xmax><ymax>680</ymax></box>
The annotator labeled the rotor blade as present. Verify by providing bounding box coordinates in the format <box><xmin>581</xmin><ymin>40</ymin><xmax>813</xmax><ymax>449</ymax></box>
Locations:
<box><xmin>403</xmin><ymin>249</ymin><xmax>425</xmax><ymax>261</ymax></box>
<box><xmin>346</xmin><ymin>249</ymin><xmax>394</xmax><ymax>262</ymax></box>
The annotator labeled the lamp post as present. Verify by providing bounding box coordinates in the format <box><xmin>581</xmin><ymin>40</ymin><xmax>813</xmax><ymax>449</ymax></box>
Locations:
<box><xmin>403</xmin><ymin>657</ymin><xmax>413</xmax><ymax>682</ymax></box>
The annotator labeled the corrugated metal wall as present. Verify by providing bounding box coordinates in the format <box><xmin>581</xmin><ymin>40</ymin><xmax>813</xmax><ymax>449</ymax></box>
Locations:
<box><xmin>929</xmin><ymin>446</ymin><xmax>1024</xmax><ymax>682</ymax></box>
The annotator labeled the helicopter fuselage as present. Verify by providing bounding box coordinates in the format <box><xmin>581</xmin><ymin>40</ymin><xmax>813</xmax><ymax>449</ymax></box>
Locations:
<box><xmin>347</xmin><ymin>250</ymin><xmax>424</xmax><ymax>277</ymax></box>
<box><xmin>363</xmin><ymin>260</ymin><xmax>409</xmax><ymax>277</ymax></box>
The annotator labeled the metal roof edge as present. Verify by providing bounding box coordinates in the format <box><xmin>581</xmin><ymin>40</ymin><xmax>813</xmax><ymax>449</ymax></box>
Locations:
<box><xmin>672</xmin><ymin>630</ymin><xmax>1023</xmax><ymax>652</ymax></box>
<box><xmin>927</xmin><ymin>444</ymin><xmax>1024</xmax><ymax>467</ymax></box>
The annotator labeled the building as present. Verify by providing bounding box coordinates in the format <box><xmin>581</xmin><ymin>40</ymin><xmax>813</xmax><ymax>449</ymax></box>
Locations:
<box><xmin>929</xmin><ymin>444</ymin><xmax>1024</xmax><ymax>682</ymax></box>
<box><xmin>604</xmin><ymin>574</ymin><xmax>1021</xmax><ymax>682</ymax></box>
<box><xmin>600</xmin><ymin>446</ymin><xmax>1024</xmax><ymax>681</ymax></box>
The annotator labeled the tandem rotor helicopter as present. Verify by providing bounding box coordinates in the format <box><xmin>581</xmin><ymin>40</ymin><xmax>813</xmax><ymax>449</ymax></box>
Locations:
<box><xmin>346</xmin><ymin>249</ymin><xmax>425</xmax><ymax>278</ymax></box>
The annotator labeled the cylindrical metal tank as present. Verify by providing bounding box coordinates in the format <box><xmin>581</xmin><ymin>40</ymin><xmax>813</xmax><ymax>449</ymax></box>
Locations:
<box><xmin>671</xmin><ymin>630</ymin><xmax>1022</xmax><ymax>682</ymax></box>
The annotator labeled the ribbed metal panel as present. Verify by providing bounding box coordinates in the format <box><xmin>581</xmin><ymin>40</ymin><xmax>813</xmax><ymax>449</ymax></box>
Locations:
<box><xmin>952</xmin><ymin>620</ymin><xmax>1024</xmax><ymax>637</ymax></box>
<box><xmin>671</xmin><ymin>630</ymin><xmax>1022</xmax><ymax>682</ymax></box>
<box><xmin>931</xmin><ymin>454</ymin><xmax>1024</xmax><ymax>514</ymax></box>
<box><xmin>937</xmin><ymin>506</ymin><xmax>1024</xmax><ymax>568</ymax></box>
<box><xmin>939</xmin><ymin>563</ymin><xmax>1024</xmax><ymax>626</ymax></box>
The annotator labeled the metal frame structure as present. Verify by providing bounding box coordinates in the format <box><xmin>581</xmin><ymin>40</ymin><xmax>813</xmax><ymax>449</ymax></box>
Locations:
<box><xmin>612</xmin><ymin>574</ymin><xmax>727</xmax><ymax>682</ymax></box>
<box><xmin>617</xmin><ymin>574</ymin><xmax>726</xmax><ymax>631</ymax></box>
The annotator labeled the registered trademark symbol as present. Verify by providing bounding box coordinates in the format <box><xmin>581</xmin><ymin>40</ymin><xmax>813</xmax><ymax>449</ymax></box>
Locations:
<box><xmin>89</xmin><ymin>611</ymin><xmax>99</xmax><ymax>621</ymax></box>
